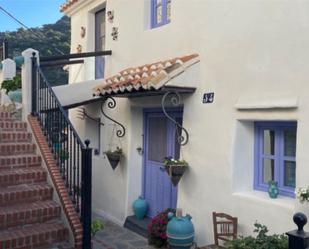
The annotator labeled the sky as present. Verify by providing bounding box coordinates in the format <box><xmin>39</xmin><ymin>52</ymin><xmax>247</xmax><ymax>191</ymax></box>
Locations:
<box><xmin>0</xmin><ymin>0</ymin><xmax>64</xmax><ymax>32</ymax></box>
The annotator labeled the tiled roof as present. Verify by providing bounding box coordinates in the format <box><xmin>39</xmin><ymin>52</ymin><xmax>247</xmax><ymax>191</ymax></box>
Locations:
<box><xmin>92</xmin><ymin>54</ymin><xmax>199</xmax><ymax>96</ymax></box>
<box><xmin>60</xmin><ymin>0</ymin><xmax>78</xmax><ymax>12</ymax></box>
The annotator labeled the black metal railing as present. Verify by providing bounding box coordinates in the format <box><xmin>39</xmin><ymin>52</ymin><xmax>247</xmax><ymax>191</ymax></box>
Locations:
<box><xmin>0</xmin><ymin>40</ymin><xmax>8</xmax><ymax>61</ymax></box>
<box><xmin>31</xmin><ymin>53</ymin><xmax>92</xmax><ymax>249</ymax></box>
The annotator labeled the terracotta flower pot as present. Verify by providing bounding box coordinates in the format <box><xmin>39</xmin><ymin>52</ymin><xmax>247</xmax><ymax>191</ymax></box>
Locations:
<box><xmin>165</xmin><ymin>165</ymin><xmax>187</xmax><ymax>186</ymax></box>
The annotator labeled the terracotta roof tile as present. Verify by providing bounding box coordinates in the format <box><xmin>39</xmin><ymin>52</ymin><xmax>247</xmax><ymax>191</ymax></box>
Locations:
<box><xmin>60</xmin><ymin>0</ymin><xmax>78</xmax><ymax>12</ymax></box>
<box><xmin>93</xmin><ymin>54</ymin><xmax>199</xmax><ymax>96</ymax></box>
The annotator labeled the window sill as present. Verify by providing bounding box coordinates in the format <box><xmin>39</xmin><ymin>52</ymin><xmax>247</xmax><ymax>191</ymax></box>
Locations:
<box><xmin>150</xmin><ymin>20</ymin><xmax>171</xmax><ymax>30</ymax></box>
<box><xmin>232</xmin><ymin>190</ymin><xmax>295</xmax><ymax>210</ymax></box>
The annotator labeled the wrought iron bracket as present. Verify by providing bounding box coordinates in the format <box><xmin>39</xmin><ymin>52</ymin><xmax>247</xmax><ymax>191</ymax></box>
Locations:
<box><xmin>101</xmin><ymin>96</ymin><xmax>126</xmax><ymax>138</ymax></box>
<box><xmin>161</xmin><ymin>91</ymin><xmax>189</xmax><ymax>146</ymax></box>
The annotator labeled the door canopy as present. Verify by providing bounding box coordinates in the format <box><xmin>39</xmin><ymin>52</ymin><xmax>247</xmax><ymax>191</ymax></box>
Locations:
<box><xmin>92</xmin><ymin>53</ymin><xmax>199</xmax><ymax>97</ymax></box>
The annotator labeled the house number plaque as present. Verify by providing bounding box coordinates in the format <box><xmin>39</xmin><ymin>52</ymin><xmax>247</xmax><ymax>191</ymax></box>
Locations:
<box><xmin>203</xmin><ymin>92</ymin><xmax>215</xmax><ymax>104</ymax></box>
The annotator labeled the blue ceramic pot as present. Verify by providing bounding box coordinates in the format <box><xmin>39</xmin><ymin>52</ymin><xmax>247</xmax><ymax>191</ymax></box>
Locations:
<box><xmin>167</xmin><ymin>213</ymin><xmax>195</xmax><ymax>249</ymax></box>
<box><xmin>8</xmin><ymin>89</ymin><xmax>22</xmax><ymax>103</ymax></box>
<box><xmin>268</xmin><ymin>181</ymin><xmax>279</xmax><ymax>199</ymax></box>
<box><xmin>133</xmin><ymin>197</ymin><xmax>148</xmax><ymax>220</ymax></box>
<box><xmin>14</xmin><ymin>56</ymin><xmax>25</xmax><ymax>67</ymax></box>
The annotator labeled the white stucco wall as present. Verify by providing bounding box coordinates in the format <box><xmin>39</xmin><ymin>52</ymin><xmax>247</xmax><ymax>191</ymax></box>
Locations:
<box><xmin>65</xmin><ymin>0</ymin><xmax>309</xmax><ymax>246</ymax></box>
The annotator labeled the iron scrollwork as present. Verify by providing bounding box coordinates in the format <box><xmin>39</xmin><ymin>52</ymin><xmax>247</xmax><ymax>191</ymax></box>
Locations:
<box><xmin>161</xmin><ymin>91</ymin><xmax>189</xmax><ymax>146</ymax></box>
<box><xmin>101</xmin><ymin>96</ymin><xmax>126</xmax><ymax>138</ymax></box>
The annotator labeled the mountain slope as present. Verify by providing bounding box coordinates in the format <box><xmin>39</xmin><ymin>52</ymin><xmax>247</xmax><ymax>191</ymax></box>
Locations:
<box><xmin>0</xmin><ymin>16</ymin><xmax>71</xmax><ymax>86</ymax></box>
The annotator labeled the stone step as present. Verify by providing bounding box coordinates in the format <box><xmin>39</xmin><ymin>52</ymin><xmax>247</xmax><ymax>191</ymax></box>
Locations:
<box><xmin>0</xmin><ymin>222</ymin><xmax>68</xmax><ymax>249</ymax></box>
<box><xmin>0</xmin><ymin>168</ymin><xmax>47</xmax><ymax>187</ymax></box>
<box><xmin>0</xmin><ymin>121</ymin><xmax>27</xmax><ymax>132</ymax></box>
<box><xmin>36</xmin><ymin>241</ymin><xmax>74</xmax><ymax>249</ymax></box>
<box><xmin>0</xmin><ymin>131</ymin><xmax>32</xmax><ymax>143</ymax></box>
<box><xmin>124</xmin><ymin>215</ymin><xmax>151</xmax><ymax>238</ymax></box>
<box><xmin>0</xmin><ymin>183</ymin><xmax>53</xmax><ymax>206</ymax></box>
<box><xmin>0</xmin><ymin>143</ymin><xmax>36</xmax><ymax>156</ymax></box>
<box><xmin>0</xmin><ymin>155</ymin><xmax>42</xmax><ymax>169</ymax></box>
<box><xmin>0</xmin><ymin>200</ymin><xmax>61</xmax><ymax>229</ymax></box>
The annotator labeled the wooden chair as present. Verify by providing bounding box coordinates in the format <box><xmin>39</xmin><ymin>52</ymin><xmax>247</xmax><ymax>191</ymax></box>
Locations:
<box><xmin>199</xmin><ymin>212</ymin><xmax>238</xmax><ymax>249</ymax></box>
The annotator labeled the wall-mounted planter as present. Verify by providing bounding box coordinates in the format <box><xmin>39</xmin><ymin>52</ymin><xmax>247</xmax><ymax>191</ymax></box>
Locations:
<box><xmin>107</xmin><ymin>10</ymin><xmax>114</xmax><ymax>23</ymax></box>
<box><xmin>104</xmin><ymin>148</ymin><xmax>123</xmax><ymax>170</ymax></box>
<box><xmin>111</xmin><ymin>27</ymin><xmax>118</xmax><ymax>41</ymax></box>
<box><xmin>106</xmin><ymin>153</ymin><xmax>121</xmax><ymax>170</ymax></box>
<box><xmin>165</xmin><ymin>165</ymin><xmax>187</xmax><ymax>187</ymax></box>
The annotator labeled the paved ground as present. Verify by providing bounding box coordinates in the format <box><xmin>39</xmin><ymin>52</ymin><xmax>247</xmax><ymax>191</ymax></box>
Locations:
<box><xmin>92</xmin><ymin>217</ymin><xmax>157</xmax><ymax>249</ymax></box>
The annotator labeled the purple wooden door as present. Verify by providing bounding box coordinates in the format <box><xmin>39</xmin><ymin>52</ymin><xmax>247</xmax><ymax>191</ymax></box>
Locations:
<box><xmin>143</xmin><ymin>110</ymin><xmax>182</xmax><ymax>218</ymax></box>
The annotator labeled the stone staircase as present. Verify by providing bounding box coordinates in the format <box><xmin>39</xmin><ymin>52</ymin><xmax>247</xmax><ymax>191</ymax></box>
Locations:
<box><xmin>0</xmin><ymin>111</ymin><xmax>71</xmax><ymax>249</ymax></box>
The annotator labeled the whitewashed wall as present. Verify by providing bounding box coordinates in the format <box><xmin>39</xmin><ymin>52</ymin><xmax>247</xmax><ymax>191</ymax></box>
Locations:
<box><xmin>66</xmin><ymin>0</ymin><xmax>309</xmax><ymax>246</ymax></box>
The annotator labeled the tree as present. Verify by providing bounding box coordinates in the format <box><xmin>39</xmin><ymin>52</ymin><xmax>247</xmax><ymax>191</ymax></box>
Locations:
<box><xmin>0</xmin><ymin>16</ymin><xmax>71</xmax><ymax>86</ymax></box>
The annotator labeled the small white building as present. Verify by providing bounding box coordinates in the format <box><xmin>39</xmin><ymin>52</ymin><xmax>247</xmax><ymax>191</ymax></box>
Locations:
<box><xmin>59</xmin><ymin>0</ymin><xmax>309</xmax><ymax>246</ymax></box>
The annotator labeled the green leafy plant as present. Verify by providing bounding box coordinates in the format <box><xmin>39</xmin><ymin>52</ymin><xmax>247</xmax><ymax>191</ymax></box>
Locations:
<box><xmin>91</xmin><ymin>219</ymin><xmax>104</xmax><ymax>238</ymax></box>
<box><xmin>1</xmin><ymin>16</ymin><xmax>70</xmax><ymax>86</ymax></box>
<box><xmin>58</xmin><ymin>149</ymin><xmax>69</xmax><ymax>161</ymax></box>
<box><xmin>104</xmin><ymin>147</ymin><xmax>123</xmax><ymax>157</ymax></box>
<box><xmin>296</xmin><ymin>186</ymin><xmax>309</xmax><ymax>203</ymax></box>
<box><xmin>163</xmin><ymin>157</ymin><xmax>188</xmax><ymax>167</ymax></box>
<box><xmin>225</xmin><ymin>223</ymin><xmax>288</xmax><ymax>249</ymax></box>
<box><xmin>103</xmin><ymin>147</ymin><xmax>123</xmax><ymax>159</ymax></box>
<box><xmin>73</xmin><ymin>186</ymin><xmax>81</xmax><ymax>197</ymax></box>
<box><xmin>1</xmin><ymin>75</ymin><xmax>21</xmax><ymax>94</ymax></box>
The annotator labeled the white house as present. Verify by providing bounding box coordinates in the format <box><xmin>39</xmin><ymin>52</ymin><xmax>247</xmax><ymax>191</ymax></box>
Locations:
<box><xmin>58</xmin><ymin>0</ymin><xmax>309</xmax><ymax>246</ymax></box>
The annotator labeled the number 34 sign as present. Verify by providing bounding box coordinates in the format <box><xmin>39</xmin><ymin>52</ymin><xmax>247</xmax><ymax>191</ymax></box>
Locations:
<box><xmin>203</xmin><ymin>92</ymin><xmax>215</xmax><ymax>104</ymax></box>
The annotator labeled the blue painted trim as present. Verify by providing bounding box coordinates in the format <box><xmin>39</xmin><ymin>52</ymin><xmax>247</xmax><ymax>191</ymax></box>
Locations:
<box><xmin>150</xmin><ymin>0</ymin><xmax>171</xmax><ymax>29</ymax></box>
<box><xmin>254</xmin><ymin>121</ymin><xmax>297</xmax><ymax>198</ymax></box>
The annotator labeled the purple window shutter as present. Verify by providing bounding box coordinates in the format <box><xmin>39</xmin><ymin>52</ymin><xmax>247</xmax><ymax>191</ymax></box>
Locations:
<box><xmin>95</xmin><ymin>9</ymin><xmax>105</xmax><ymax>79</ymax></box>
<box><xmin>151</xmin><ymin>0</ymin><xmax>170</xmax><ymax>29</ymax></box>
<box><xmin>254</xmin><ymin>122</ymin><xmax>297</xmax><ymax>197</ymax></box>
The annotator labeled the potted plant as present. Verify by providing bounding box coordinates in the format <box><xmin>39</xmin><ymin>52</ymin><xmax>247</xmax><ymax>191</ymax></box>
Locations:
<box><xmin>164</xmin><ymin>158</ymin><xmax>188</xmax><ymax>186</ymax></box>
<box><xmin>1</xmin><ymin>75</ymin><xmax>22</xmax><ymax>103</ymax></box>
<box><xmin>91</xmin><ymin>219</ymin><xmax>104</xmax><ymax>248</ymax></box>
<box><xmin>104</xmin><ymin>147</ymin><xmax>123</xmax><ymax>170</ymax></box>
<box><xmin>225</xmin><ymin>223</ymin><xmax>288</xmax><ymax>249</ymax></box>
<box><xmin>296</xmin><ymin>187</ymin><xmax>309</xmax><ymax>203</ymax></box>
<box><xmin>148</xmin><ymin>208</ymin><xmax>175</xmax><ymax>248</ymax></box>
<box><xmin>296</xmin><ymin>186</ymin><xmax>309</xmax><ymax>218</ymax></box>
<box><xmin>58</xmin><ymin>149</ymin><xmax>69</xmax><ymax>162</ymax></box>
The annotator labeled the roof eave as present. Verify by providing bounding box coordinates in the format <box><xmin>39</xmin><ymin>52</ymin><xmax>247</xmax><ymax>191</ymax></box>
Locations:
<box><xmin>60</xmin><ymin>0</ymin><xmax>88</xmax><ymax>17</ymax></box>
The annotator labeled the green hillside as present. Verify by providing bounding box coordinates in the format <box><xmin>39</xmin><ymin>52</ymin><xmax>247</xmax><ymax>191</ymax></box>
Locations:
<box><xmin>0</xmin><ymin>16</ymin><xmax>71</xmax><ymax>86</ymax></box>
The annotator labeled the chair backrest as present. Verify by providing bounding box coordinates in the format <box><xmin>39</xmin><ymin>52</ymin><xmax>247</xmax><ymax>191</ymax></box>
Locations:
<box><xmin>213</xmin><ymin>212</ymin><xmax>238</xmax><ymax>246</ymax></box>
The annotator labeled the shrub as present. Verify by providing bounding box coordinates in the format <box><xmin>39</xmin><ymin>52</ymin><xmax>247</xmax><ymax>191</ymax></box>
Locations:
<box><xmin>225</xmin><ymin>223</ymin><xmax>288</xmax><ymax>249</ymax></box>
<box><xmin>91</xmin><ymin>219</ymin><xmax>104</xmax><ymax>238</ymax></box>
<box><xmin>148</xmin><ymin>208</ymin><xmax>175</xmax><ymax>248</ymax></box>
<box><xmin>1</xmin><ymin>75</ymin><xmax>21</xmax><ymax>94</ymax></box>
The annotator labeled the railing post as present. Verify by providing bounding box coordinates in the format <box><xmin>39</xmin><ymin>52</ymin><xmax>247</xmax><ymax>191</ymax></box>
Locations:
<box><xmin>81</xmin><ymin>140</ymin><xmax>92</xmax><ymax>249</ymax></box>
<box><xmin>3</xmin><ymin>40</ymin><xmax>8</xmax><ymax>59</ymax></box>
<box><xmin>21</xmin><ymin>48</ymin><xmax>39</xmax><ymax>121</ymax></box>
<box><xmin>286</xmin><ymin>213</ymin><xmax>309</xmax><ymax>249</ymax></box>
<box><xmin>31</xmin><ymin>53</ymin><xmax>37</xmax><ymax>115</ymax></box>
